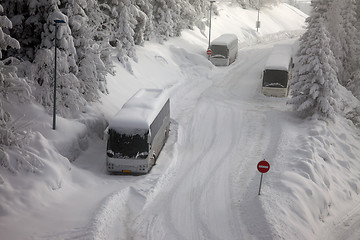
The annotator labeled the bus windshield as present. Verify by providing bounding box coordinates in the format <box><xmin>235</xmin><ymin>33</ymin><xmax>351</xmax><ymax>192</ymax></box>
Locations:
<box><xmin>211</xmin><ymin>45</ymin><xmax>228</xmax><ymax>58</ymax></box>
<box><xmin>263</xmin><ymin>70</ymin><xmax>288</xmax><ymax>88</ymax></box>
<box><xmin>107</xmin><ymin>129</ymin><xmax>148</xmax><ymax>159</ymax></box>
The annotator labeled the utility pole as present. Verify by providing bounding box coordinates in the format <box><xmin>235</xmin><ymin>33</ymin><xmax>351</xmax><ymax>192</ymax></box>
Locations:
<box><xmin>208</xmin><ymin>0</ymin><xmax>216</xmax><ymax>48</ymax></box>
<box><xmin>256</xmin><ymin>0</ymin><xmax>261</xmax><ymax>32</ymax></box>
<box><xmin>53</xmin><ymin>19</ymin><xmax>65</xmax><ymax>130</ymax></box>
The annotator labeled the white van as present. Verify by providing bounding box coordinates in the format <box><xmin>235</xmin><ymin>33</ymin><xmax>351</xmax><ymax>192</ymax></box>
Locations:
<box><xmin>262</xmin><ymin>44</ymin><xmax>294</xmax><ymax>97</ymax></box>
<box><xmin>209</xmin><ymin>34</ymin><xmax>238</xmax><ymax>66</ymax></box>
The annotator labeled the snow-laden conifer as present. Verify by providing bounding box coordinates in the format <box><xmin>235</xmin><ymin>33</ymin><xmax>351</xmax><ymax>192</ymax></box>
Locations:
<box><xmin>326</xmin><ymin>0</ymin><xmax>345</xmax><ymax>80</ymax></box>
<box><xmin>152</xmin><ymin>0</ymin><xmax>175</xmax><ymax>41</ymax></box>
<box><xmin>0</xmin><ymin>4</ymin><xmax>33</xmax><ymax>174</ymax></box>
<box><xmin>339</xmin><ymin>0</ymin><xmax>359</xmax><ymax>87</ymax></box>
<box><xmin>340</xmin><ymin>0</ymin><xmax>360</xmax><ymax>98</ymax></box>
<box><xmin>0</xmin><ymin>4</ymin><xmax>28</xmax><ymax>145</ymax></box>
<box><xmin>289</xmin><ymin>0</ymin><xmax>339</xmax><ymax>120</ymax></box>
<box><xmin>133</xmin><ymin>0</ymin><xmax>153</xmax><ymax>44</ymax></box>
<box><xmin>115</xmin><ymin>0</ymin><xmax>138</xmax><ymax>72</ymax></box>
<box><xmin>34</xmin><ymin>6</ymin><xmax>86</xmax><ymax>118</ymax></box>
<box><xmin>62</xmin><ymin>0</ymin><xmax>109</xmax><ymax>101</ymax></box>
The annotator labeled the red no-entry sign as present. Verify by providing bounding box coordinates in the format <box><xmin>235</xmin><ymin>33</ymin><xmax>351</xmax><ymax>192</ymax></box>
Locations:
<box><xmin>257</xmin><ymin>160</ymin><xmax>270</xmax><ymax>173</ymax></box>
<box><xmin>207</xmin><ymin>49</ymin><xmax>212</xmax><ymax>55</ymax></box>
<box><xmin>257</xmin><ymin>160</ymin><xmax>270</xmax><ymax>195</ymax></box>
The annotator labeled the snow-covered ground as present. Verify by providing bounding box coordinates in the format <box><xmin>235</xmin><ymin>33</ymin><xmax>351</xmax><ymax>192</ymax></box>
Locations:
<box><xmin>1</xmin><ymin>3</ymin><xmax>360</xmax><ymax>240</ymax></box>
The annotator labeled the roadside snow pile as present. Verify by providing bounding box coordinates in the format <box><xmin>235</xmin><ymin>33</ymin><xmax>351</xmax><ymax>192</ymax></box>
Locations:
<box><xmin>262</xmin><ymin>86</ymin><xmax>360</xmax><ymax>239</ymax></box>
<box><xmin>0</xmin><ymin>100</ymin><xmax>107</xmax><ymax>216</ymax></box>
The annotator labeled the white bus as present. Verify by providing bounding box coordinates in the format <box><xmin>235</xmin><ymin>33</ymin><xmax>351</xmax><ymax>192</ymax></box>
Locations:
<box><xmin>262</xmin><ymin>44</ymin><xmax>294</xmax><ymax>97</ymax></box>
<box><xmin>209</xmin><ymin>34</ymin><xmax>238</xmax><ymax>66</ymax></box>
<box><xmin>105</xmin><ymin>89</ymin><xmax>170</xmax><ymax>174</ymax></box>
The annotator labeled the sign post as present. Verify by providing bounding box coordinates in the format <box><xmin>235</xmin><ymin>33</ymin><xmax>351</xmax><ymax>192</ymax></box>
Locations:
<box><xmin>53</xmin><ymin>19</ymin><xmax>66</xmax><ymax>130</ymax></box>
<box><xmin>208</xmin><ymin>0</ymin><xmax>216</xmax><ymax>48</ymax></box>
<box><xmin>256</xmin><ymin>0</ymin><xmax>261</xmax><ymax>32</ymax></box>
<box><xmin>257</xmin><ymin>159</ymin><xmax>270</xmax><ymax>195</ymax></box>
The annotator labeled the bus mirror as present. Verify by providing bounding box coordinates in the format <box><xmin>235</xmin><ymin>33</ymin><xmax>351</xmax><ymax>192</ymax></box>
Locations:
<box><xmin>104</xmin><ymin>127</ymin><xmax>109</xmax><ymax>140</ymax></box>
<box><xmin>107</xmin><ymin>150</ymin><xmax>114</xmax><ymax>158</ymax></box>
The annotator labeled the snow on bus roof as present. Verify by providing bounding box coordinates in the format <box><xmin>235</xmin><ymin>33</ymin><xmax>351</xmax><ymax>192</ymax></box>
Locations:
<box><xmin>264</xmin><ymin>44</ymin><xmax>293</xmax><ymax>71</ymax></box>
<box><xmin>211</xmin><ymin>34</ymin><xmax>238</xmax><ymax>46</ymax></box>
<box><xmin>108</xmin><ymin>89</ymin><xmax>169</xmax><ymax>134</ymax></box>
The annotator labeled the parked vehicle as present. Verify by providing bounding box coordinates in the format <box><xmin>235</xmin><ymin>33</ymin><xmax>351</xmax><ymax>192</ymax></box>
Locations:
<box><xmin>209</xmin><ymin>34</ymin><xmax>238</xmax><ymax>66</ymax></box>
<box><xmin>105</xmin><ymin>89</ymin><xmax>170</xmax><ymax>174</ymax></box>
<box><xmin>262</xmin><ymin>44</ymin><xmax>294</xmax><ymax>97</ymax></box>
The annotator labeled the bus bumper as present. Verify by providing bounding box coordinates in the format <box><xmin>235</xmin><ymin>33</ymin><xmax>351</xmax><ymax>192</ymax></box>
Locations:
<box><xmin>262</xmin><ymin>87</ymin><xmax>289</xmax><ymax>97</ymax></box>
<box><xmin>106</xmin><ymin>157</ymin><xmax>150</xmax><ymax>174</ymax></box>
<box><xmin>210</xmin><ymin>57</ymin><xmax>229</xmax><ymax>66</ymax></box>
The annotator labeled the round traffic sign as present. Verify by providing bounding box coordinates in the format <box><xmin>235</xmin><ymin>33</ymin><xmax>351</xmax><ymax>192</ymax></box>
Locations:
<box><xmin>207</xmin><ymin>49</ymin><xmax>212</xmax><ymax>55</ymax></box>
<box><xmin>257</xmin><ymin>160</ymin><xmax>270</xmax><ymax>173</ymax></box>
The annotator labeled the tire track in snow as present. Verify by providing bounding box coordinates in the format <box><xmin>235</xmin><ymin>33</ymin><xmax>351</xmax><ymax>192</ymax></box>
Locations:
<box><xmin>319</xmin><ymin>195</ymin><xmax>360</xmax><ymax>240</ymax></box>
<box><xmin>148</xmin><ymin>98</ymin><xmax>244</xmax><ymax>240</ymax></box>
<box><xmin>130</xmin><ymin>40</ymin><xmax>296</xmax><ymax>240</ymax></box>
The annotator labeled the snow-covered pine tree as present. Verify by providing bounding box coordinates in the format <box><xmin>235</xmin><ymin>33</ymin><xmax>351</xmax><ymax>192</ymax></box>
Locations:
<box><xmin>166</xmin><ymin>0</ymin><xmax>182</xmax><ymax>37</ymax></box>
<box><xmin>102</xmin><ymin>0</ymin><xmax>137</xmax><ymax>72</ymax></box>
<box><xmin>326</xmin><ymin>0</ymin><xmax>345</xmax><ymax>81</ymax></box>
<box><xmin>288</xmin><ymin>0</ymin><xmax>339</xmax><ymax>120</ymax></box>
<box><xmin>0</xmin><ymin>4</ymin><xmax>33</xmax><ymax>174</ymax></box>
<box><xmin>340</xmin><ymin>0</ymin><xmax>360</xmax><ymax>98</ymax></box>
<box><xmin>188</xmin><ymin>0</ymin><xmax>207</xmax><ymax>17</ymax></box>
<box><xmin>0</xmin><ymin>4</ymin><xmax>20</xmax><ymax>147</ymax></box>
<box><xmin>350</xmin><ymin>0</ymin><xmax>360</xmax><ymax>99</ymax></box>
<box><xmin>34</xmin><ymin>4</ymin><xmax>86</xmax><ymax>118</ymax></box>
<box><xmin>134</xmin><ymin>0</ymin><xmax>154</xmax><ymax>44</ymax></box>
<box><xmin>176</xmin><ymin>0</ymin><xmax>197</xmax><ymax>32</ymax></box>
<box><xmin>117</xmin><ymin>0</ymin><xmax>138</xmax><ymax>61</ymax></box>
<box><xmin>152</xmin><ymin>0</ymin><xmax>175</xmax><ymax>41</ymax></box>
<box><xmin>152</xmin><ymin>0</ymin><xmax>199</xmax><ymax>41</ymax></box>
<box><xmin>187</xmin><ymin>0</ymin><xmax>208</xmax><ymax>32</ymax></box>
<box><xmin>1</xmin><ymin>0</ymin><xmax>55</xmax><ymax>62</ymax></box>
<box><xmin>356</xmin><ymin>0</ymin><xmax>360</xmax><ymax>25</ymax></box>
<box><xmin>339</xmin><ymin>0</ymin><xmax>358</xmax><ymax>87</ymax></box>
<box><xmin>85</xmin><ymin>0</ymin><xmax>114</xmax><ymax>91</ymax></box>
<box><xmin>61</xmin><ymin>0</ymin><xmax>108</xmax><ymax>101</ymax></box>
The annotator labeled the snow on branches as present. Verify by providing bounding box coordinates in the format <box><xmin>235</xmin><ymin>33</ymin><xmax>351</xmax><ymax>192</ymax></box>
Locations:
<box><xmin>289</xmin><ymin>0</ymin><xmax>339</xmax><ymax>120</ymax></box>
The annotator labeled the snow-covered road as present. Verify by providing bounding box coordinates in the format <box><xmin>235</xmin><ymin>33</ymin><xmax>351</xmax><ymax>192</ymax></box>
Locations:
<box><xmin>38</xmin><ymin>41</ymin><xmax>292</xmax><ymax>240</ymax></box>
<box><xmin>125</xmin><ymin>42</ymin><xmax>293</xmax><ymax>240</ymax></box>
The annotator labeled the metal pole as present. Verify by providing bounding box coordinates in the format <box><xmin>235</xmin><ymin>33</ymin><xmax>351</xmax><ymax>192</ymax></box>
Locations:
<box><xmin>208</xmin><ymin>1</ymin><xmax>215</xmax><ymax>48</ymax></box>
<box><xmin>258</xmin><ymin>173</ymin><xmax>263</xmax><ymax>195</ymax></box>
<box><xmin>53</xmin><ymin>19</ymin><xmax>65</xmax><ymax>130</ymax></box>
<box><xmin>257</xmin><ymin>0</ymin><xmax>260</xmax><ymax>32</ymax></box>
<box><xmin>53</xmin><ymin>24</ymin><xmax>58</xmax><ymax>130</ymax></box>
<box><xmin>208</xmin><ymin>3</ymin><xmax>212</xmax><ymax>48</ymax></box>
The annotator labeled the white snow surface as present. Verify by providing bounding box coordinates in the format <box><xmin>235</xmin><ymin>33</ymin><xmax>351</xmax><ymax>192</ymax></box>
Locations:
<box><xmin>108</xmin><ymin>88</ymin><xmax>169</xmax><ymax>134</ymax></box>
<box><xmin>1</xmin><ymin>3</ymin><xmax>360</xmax><ymax>240</ymax></box>
<box><xmin>264</xmin><ymin>44</ymin><xmax>293</xmax><ymax>70</ymax></box>
<box><xmin>211</xmin><ymin>33</ymin><xmax>238</xmax><ymax>47</ymax></box>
